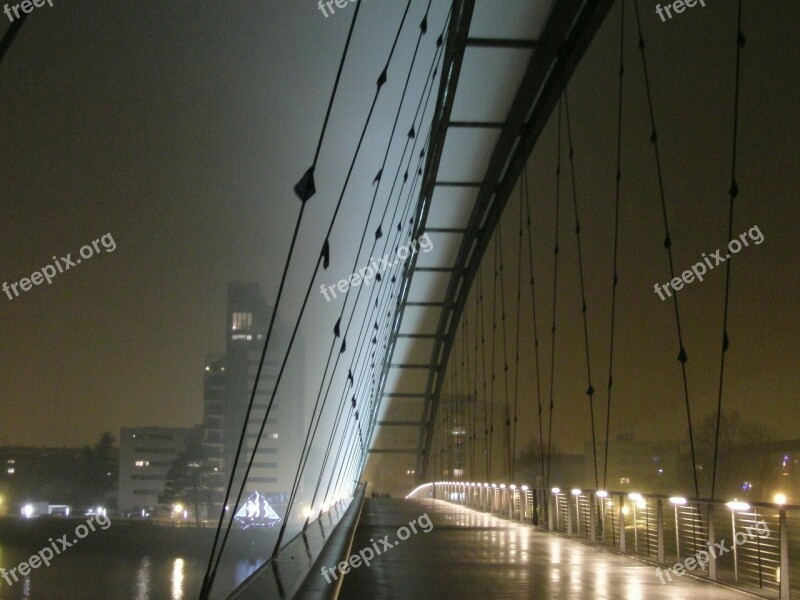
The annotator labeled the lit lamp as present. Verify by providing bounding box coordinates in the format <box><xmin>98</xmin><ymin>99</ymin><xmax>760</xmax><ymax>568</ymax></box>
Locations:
<box><xmin>571</xmin><ymin>490</ymin><xmax>582</xmax><ymax>534</ymax></box>
<box><xmin>669</xmin><ymin>497</ymin><xmax>688</xmax><ymax>557</ymax></box>
<box><xmin>726</xmin><ymin>501</ymin><xmax>751</xmax><ymax>581</ymax></box>
<box><xmin>627</xmin><ymin>493</ymin><xmax>644</xmax><ymax>550</ymax></box>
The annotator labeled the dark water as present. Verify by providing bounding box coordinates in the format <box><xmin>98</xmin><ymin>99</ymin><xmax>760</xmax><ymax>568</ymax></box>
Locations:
<box><xmin>0</xmin><ymin>525</ymin><xmax>273</xmax><ymax>600</ymax></box>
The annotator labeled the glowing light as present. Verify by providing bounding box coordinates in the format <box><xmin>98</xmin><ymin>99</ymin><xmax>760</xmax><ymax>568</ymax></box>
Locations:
<box><xmin>173</xmin><ymin>503</ymin><xmax>184</xmax><ymax>515</ymax></box>
<box><xmin>405</xmin><ymin>483</ymin><xmax>433</xmax><ymax>498</ymax></box>
<box><xmin>571</xmin><ymin>489</ymin><xmax>582</xmax><ymax>496</ymax></box>
<box><xmin>510</xmin><ymin>484</ymin><xmax>516</xmax><ymax>490</ymax></box>
<box><xmin>596</xmin><ymin>490</ymin><xmax>608</xmax><ymax>498</ymax></box>
<box><xmin>669</xmin><ymin>497</ymin><xmax>687</xmax><ymax>505</ymax></box>
<box><xmin>499</xmin><ymin>484</ymin><xmax>506</xmax><ymax>489</ymax></box>
<box><xmin>726</xmin><ymin>501</ymin><xmax>751</xmax><ymax>512</ymax></box>
<box><xmin>774</xmin><ymin>493</ymin><xmax>787</xmax><ymax>505</ymax></box>
<box><xmin>302</xmin><ymin>507</ymin><xmax>314</xmax><ymax>518</ymax></box>
<box><xmin>551</xmin><ymin>487</ymin><xmax>561</xmax><ymax>494</ymax></box>
<box><xmin>171</xmin><ymin>558</ymin><xmax>184</xmax><ymax>600</ymax></box>
<box><xmin>521</xmin><ymin>485</ymin><xmax>528</xmax><ymax>491</ymax></box>
<box><xmin>621</xmin><ymin>505</ymin><xmax>629</xmax><ymax>516</ymax></box>
<box><xmin>627</xmin><ymin>492</ymin><xmax>643</xmax><ymax>502</ymax></box>
<box><xmin>22</xmin><ymin>504</ymin><xmax>34</xmax><ymax>518</ymax></box>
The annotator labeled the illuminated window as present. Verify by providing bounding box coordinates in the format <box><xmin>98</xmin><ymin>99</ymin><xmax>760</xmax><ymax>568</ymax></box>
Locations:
<box><xmin>134</xmin><ymin>460</ymin><xmax>150</xmax><ymax>467</ymax></box>
<box><xmin>453</xmin><ymin>469</ymin><xmax>464</xmax><ymax>477</ymax></box>
<box><xmin>7</xmin><ymin>467</ymin><xmax>14</xmax><ymax>475</ymax></box>
<box><xmin>271</xmin><ymin>433</ymin><xmax>279</xmax><ymax>439</ymax></box>
<box><xmin>619</xmin><ymin>477</ymin><xmax>630</xmax><ymax>485</ymax></box>
<box><xmin>232</xmin><ymin>312</ymin><xmax>252</xmax><ymax>331</ymax></box>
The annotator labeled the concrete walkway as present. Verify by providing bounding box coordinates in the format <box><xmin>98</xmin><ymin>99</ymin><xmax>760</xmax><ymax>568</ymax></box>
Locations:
<box><xmin>337</xmin><ymin>497</ymin><xmax>750</xmax><ymax>600</ymax></box>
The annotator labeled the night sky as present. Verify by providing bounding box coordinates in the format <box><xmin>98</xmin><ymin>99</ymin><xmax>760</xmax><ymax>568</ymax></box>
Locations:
<box><xmin>1</xmin><ymin>0</ymin><xmax>797</xmax><ymax>465</ymax></box>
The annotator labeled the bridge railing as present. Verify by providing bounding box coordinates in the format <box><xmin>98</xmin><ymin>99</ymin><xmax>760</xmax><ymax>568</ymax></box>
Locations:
<box><xmin>407</xmin><ymin>481</ymin><xmax>798</xmax><ymax>599</ymax></box>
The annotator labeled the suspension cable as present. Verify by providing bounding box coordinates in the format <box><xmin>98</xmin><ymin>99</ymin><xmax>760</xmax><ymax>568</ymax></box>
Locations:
<box><xmin>563</xmin><ymin>87</ymin><xmax>599</xmax><ymax>490</ymax></box>
<box><xmin>198</xmin><ymin>3</ymin><xmax>364</xmax><ymax>596</ymax></box>
<box><xmin>205</xmin><ymin>1</ymin><xmax>417</xmax><ymax>589</ymax></box>
<box><xmin>545</xmin><ymin>94</ymin><xmax>563</xmax><ymax>489</ymax></box>
<box><xmin>603</xmin><ymin>0</ymin><xmax>625</xmax><ymax>490</ymax></box>
<box><xmin>711</xmin><ymin>0</ymin><xmax>746</xmax><ymax>501</ymax></box>
<box><xmin>511</xmin><ymin>177</ymin><xmax>523</xmax><ymax>481</ymax></box>
<box><xmin>523</xmin><ymin>157</ymin><xmax>546</xmax><ymax>487</ymax></box>
<box><xmin>633</xmin><ymin>0</ymin><xmax>699</xmax><ymax>498</ymax></box>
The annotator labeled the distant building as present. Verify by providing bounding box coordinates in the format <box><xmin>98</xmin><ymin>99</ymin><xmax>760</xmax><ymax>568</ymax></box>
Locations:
<box><xmin>0</xmin><ymin>446</ymin><xmax>84</xmax><ymax>510</ymax></box>
<box><xmin>118</xmin><ymin>427</ymin><xmax>191</xmax><ymax>513</ymax></box>
<box><xmin>587</xmin><ymin>435</ymin><xmax>682</xmax><ymax>494</ymax></box>
<box><xmin>203</xmin><ymin>282</ymin><xmax>304</xmax><ymax>514</ymax></box>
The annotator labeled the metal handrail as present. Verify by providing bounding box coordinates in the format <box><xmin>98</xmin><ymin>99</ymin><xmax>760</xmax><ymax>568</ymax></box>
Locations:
<box><xmin>408</xmin><ymin>481</ymin><xmax>796</xmax><ymax>599</ymax></box>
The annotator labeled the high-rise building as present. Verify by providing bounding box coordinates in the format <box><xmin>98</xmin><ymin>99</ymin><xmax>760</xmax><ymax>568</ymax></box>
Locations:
<box><xmin>203</xmin><ymin>282</ymin><xmax>304</xmax><ymax>514</ymax></box>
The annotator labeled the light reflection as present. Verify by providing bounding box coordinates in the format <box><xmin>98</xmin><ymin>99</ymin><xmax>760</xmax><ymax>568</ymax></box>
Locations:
<box><xmin>171</xmin><ymin>558</ymin><xmax>184</xmax><ymax>599</ymax></box>
<box><xmin>135</xmin><ymin>556</ymin><xmax>151</xmax><ymax>600</ymax></box>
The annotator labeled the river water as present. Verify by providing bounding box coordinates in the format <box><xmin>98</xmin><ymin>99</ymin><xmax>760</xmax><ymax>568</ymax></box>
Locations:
<box><xmin>0</xmin><ymin>529</ymin><xmax>269</xmax><ymax>600</ymax></box>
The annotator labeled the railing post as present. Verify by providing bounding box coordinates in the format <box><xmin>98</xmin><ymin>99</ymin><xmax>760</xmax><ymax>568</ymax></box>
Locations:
<box><xmin>619</xmin><ymin>494</ymin><xmax>626</xmax><ymax>553</ymax></box>
<box><xmin>590</xmin><ymin>493</ymin><xmax>596</xmax><ymax>543</ymax></box>
<box><xmin>522</xmin><ymin>488</ymin><xmax>529</xmax><ymax>521</ymax></box>
<box><xmin>567</xmin><ymin>493</ymin><xmax>573</xmax><ymax>536</ymax></box>
<box><xmin>708</xmin><ymin>505</ymin><xmax>717</xmax><ymax>582</ymax></box>
<box><xmin>656</xmin><ymin>498</ymin><xmax>665</xmax><ymax>564</ymax></box>
<box><xmin>780</xmin><ymin>508</ymin><xmax>790</xmax><ymax>598</ymax></box>
<box><xmin>548</xmin><ymin>492</ymin><xmax>554</xmax><ymax>531</ymax></box>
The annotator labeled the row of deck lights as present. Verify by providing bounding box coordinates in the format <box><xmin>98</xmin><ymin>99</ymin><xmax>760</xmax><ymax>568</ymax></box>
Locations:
<box><xmin>430</xmin><ymin>482</ymin><xmax>788</xmax><ymax>513</ymax></box>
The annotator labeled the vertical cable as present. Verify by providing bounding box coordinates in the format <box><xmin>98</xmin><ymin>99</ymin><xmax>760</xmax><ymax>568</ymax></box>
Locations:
<box><xmin>511</xmin><ymin>177</ymin><xmax>524</xmax><ymax>481</ymax></box>
<box><xmin>711</xmin><ymin>0</ymin><xmax>746</xmax><ymax>500</ymax></box>
<box><xmin>497</xmin><ymin>223</ymin><xmax>512</xmax><ymax>479</ymax></box>
<box><xmin>545</xmin><ymin>95</ymin><xmax>563</xmax><ymax>488</ymax></box>
<box><xmin>523</xmin><ymin>159</ymin><xmax>546</xmax><ymax>487</ymax></box>
<box><xmin>633</xmin><ymin>0</ymin><xmax>699</xmax><ymax>498</ymax></box>
<box><xmin>603</xmin><ymin>0</ymin><xmax>625</xmax><ymax>490</ymax></box>
<box><xmin>563</xmin><ymin>88</ymin><xmax>599</xmax><ymax>490</ymax></box>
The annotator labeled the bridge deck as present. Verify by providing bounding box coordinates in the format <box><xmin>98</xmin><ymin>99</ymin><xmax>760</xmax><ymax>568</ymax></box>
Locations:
<box><xmin>336</xmin><ymin>497</ymin><xmax>749</xmax><ymax>599</ymax></box>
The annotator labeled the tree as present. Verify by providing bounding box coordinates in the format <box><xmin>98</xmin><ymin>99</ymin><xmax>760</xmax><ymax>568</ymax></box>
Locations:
<box><xmin>161</xmin><ymin>427</ymin><xmax>211</xmax><ymax>526</ymax></box>
<box><xmin>693</xmin><ymin>410</ymin><xmax>770</xmax><ymax>498</ymax></box>
<box><xmin>76</xmin><ymin>432</ymin><xmax>118</xmax><ymax>507</ymax></box>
